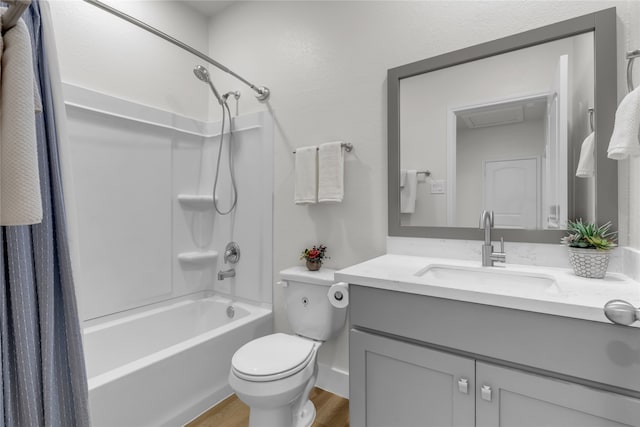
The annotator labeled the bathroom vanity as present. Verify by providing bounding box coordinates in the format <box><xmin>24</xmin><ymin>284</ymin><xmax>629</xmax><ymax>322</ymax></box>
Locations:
<box><xmin>337</xmin><ymin>255</ymin><xmax>640</xmax><ymax>427</ymax></box>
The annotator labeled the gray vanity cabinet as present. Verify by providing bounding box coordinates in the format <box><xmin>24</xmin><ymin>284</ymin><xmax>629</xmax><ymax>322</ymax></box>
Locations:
<box><xmin>350</xmin><ymin>329</ymin><xmax>475</xmax><ymax>427</ymax></box>
<box><xmin>475</xmin><ymin>362</ymin><xmax>640</xmax><ymax>427</ymax></box>
<box><xmin>349</xmin><ymin>285</ymin><xmax>640</xmax><ymax>427</ymax></box>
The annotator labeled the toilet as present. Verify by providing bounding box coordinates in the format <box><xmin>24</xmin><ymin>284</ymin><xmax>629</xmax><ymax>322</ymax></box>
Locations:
<box><xmin>228</xmin><ymin>267</ymin><xmax>348</xmax><ymax>427</ymax></box>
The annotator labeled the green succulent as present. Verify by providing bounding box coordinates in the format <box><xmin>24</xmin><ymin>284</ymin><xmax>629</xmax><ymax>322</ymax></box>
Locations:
<box><xmin>561</xmin><ymin>219</ymin><xmax>616</xmax><ymax>250</ymax></box>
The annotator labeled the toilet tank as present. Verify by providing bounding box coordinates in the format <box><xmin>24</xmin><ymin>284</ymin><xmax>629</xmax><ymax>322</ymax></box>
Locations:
<box><xmin>280</xmin><ymin>267</ymin><xmax>347</xmax><ymax>341</ymax></box>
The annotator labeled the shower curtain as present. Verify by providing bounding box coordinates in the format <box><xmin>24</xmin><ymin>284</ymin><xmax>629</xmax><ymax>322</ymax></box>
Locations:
<box><xmin>0</xmin><ymin>1</ymin><xmax>89</xmax><ymax>426</ymax></box>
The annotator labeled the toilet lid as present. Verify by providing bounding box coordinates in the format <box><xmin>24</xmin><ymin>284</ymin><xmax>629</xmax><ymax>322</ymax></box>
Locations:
<box><xmin>232</xmin><ymin>333</ymin><xmax>315</xmax><ymax>380</ymax></box>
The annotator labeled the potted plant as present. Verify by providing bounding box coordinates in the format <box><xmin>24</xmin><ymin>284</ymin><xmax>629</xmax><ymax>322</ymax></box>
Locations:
<box><xmin>300</xmin><ymin>245</ymin><xmax>329</xmax><ymax>271</ymax></box>
<box><xmin>561</xmin><ymin>219</ymin><xmax>617</xmax><ymax>279</ymax></box>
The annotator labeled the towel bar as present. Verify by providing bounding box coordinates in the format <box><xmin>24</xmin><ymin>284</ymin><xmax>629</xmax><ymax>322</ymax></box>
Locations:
<box><xmin>626</xmin><ymin>49</ymin><xmax>640</xmax><ymax>92</ymax></box>
<box><xmin>292</xmin><ymin>142</ymin><xmax>353</xmax><ymax>154</ymax></box>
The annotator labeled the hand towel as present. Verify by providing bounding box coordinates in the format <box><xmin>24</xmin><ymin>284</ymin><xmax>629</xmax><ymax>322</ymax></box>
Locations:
<box><xmin>576</xmin><ymin>132</ymin><xmax>595</xmax><ymax>178</ymax></box>
<box><xmin>294</xmin><ymin>146</ymin><xmax>317</xmax><ymax>204</ymax></box>
<box><xmin>318</xmin><ymin>141</ymin><xmax>344</xmax><ymax>203</ymax></box>
<box><xmin>400</xmin><ymin>170</ymin><xmax>417</xmax><ymax>213</ymax></box>
<box><xmin>1</xmin><ymin>17</ymin><xmax>43</xmax><ymax>225</ymax></box>
<box><xmin>607</xmin><ymin>85</ymin><xmax>640</xmax><ymax>160</ymax></box>
<box><xmin>400</xmin><ymin>169</ymin><xmax>407</xmax><ymax>188</ymax></box>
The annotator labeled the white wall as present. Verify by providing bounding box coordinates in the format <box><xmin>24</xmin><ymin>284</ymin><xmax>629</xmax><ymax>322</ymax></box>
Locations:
<box><xmin>48</xmin><ymin>0</ymin><xmax>210</xmax><ymax>121</ymax></box>
<box><xmin>206</xmin><ymin>0</ymin><xmax>640</xmax><ymax>381</ymax></box>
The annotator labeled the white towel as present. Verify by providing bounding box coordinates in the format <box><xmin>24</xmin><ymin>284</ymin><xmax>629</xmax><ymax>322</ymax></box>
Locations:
<box><xmin>400</xmin><ymin>169</ymin><xmax>407</xmax><ymax>188</ymax></box>
<box><xmin>400</xmin><ymin>170</ymin><xmax>417</xmax><ymax>213</ymax></box>
<box><xmin>294</xmin><ymin>146</ymin><xmax>317</xmax><ymax>204</ymax></box>
<box><xmin>318</xmin><ymin>141</ymin><xmax>344</xmax><ymax>203</ymax></box>
<box><xmin>576</xmin><ymin>132</ymin><xmax>595</xmax><ymax>178</ymax></box>
<box><xmin>1</xmin><ymin>18</ymin><xmax>43</xmax><ymax>225</ymax></box>
<box><xmin>607</xmin><ymin>85</ymin><xmax>640</xmax><ymax>160</ymax></box>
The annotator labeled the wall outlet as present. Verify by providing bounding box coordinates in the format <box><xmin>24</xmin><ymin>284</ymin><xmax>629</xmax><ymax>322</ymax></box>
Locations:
<box><xmin>430</xmin><ymin>180</ymin><xmax>445</xmax><ymax>194</ymax></box>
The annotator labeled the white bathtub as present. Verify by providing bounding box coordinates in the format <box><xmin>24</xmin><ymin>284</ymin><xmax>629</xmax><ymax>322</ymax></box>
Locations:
<box><xmin>83</xmin><ymin>293</ymin><xmax>272</xmax><ymax>426</ymax></box>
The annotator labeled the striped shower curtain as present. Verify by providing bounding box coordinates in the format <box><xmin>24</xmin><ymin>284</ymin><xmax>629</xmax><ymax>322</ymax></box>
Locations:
<box><xmin>0</xmin><ymin>1</ymin><xmax>89</xmax><ymax>426</ymax></box>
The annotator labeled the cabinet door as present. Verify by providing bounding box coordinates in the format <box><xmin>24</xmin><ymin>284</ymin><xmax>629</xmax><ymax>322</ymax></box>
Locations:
<box><xmin>476</xmin><ymin>361</ymin><xmax>640</xmax><ymax>427</ymax></box>
<box><xmin>350</xmin><ymin>329</ymin><xmax>475</xmax><ymax>427</ymax></box>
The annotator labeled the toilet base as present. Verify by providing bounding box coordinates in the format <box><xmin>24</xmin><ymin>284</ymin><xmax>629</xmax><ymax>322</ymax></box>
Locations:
<box><xmin>247</xmin><ymin>400</ymin><xmax>315</xmax><ymax>427</ymax></box>
<box><xmin>296</xmin><ymin>400</ymin><xmax>316</xmax><ymax>427</ymax></box>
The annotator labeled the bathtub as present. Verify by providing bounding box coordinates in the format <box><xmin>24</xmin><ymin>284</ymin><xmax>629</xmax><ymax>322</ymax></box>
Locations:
<box><xmin>83</xmin><ymin>293</ymin><xmax>272</xmax><ymax>426</ymax></box>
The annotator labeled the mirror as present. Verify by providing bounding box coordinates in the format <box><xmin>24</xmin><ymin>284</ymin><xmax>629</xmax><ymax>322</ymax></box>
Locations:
<box><xmin>388</xmin><ymin>8</ymin><xmax>617</xmax><ymax>243</ymax></box>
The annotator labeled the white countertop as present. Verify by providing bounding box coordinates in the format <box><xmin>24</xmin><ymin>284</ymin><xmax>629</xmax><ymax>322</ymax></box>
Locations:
<box><xmin>335</xmin><ymin>254</ymin><xmax>640</xmax><ymax>326</ymax></box>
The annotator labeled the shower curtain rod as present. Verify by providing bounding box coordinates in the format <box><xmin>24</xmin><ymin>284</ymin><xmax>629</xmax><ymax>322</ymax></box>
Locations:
<box><xmin>83</xmin><ymin>0</ymin><xmax>271</xmax><ymax>101</ymax></box>
<box><xmin>2</xmin><ymin>0</ymin><xmax>31</xmax><ymax>35</ymax></box>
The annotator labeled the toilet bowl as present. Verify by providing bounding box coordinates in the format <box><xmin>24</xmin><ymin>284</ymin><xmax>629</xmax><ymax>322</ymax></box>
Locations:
<box><xmin>229</xmin><ymin>333</ymin><xmax>320</xmax><ymax>427</ymax></box>
<box><xmin>228</xmin><ymin>267</ymin><xmax>348</xmax><ymax>427</ymax></box>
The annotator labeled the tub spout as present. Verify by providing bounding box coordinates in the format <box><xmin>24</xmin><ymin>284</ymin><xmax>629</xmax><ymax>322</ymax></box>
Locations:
<box><xmin>217</xmin><ymin>268</ymin><xmax>236</xmax><ymax>280</ymax></box>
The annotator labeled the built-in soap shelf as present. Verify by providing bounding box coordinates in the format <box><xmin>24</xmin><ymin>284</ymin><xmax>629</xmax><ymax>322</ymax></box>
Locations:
<box><xmin>177</xmin><ymin>194</ymin><xmax>215</xmax><ymax>210</ymax></box>
<box><xmin>177</xmin><ymin>251</ymin><xmax>218</xmax><ymax>264</ymax></box>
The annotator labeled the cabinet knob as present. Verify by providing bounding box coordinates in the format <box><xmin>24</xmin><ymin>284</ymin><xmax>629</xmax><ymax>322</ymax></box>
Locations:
<box><xmin>458</xmin><ymin>378</ymin><xmax>469</xmax><ymax>394</ymax></box>
<box><xmin>481</xmin><ymin>385</ymin><xmax>492</xmax><ymax>401</ymax></box>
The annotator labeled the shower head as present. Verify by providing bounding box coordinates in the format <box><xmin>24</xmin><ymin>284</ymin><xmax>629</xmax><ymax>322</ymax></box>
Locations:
<box><xmin>193</xmin><ymin>65</ymin><xmax>224</xmax><ymax>105</ymax></box>
<box><xmin>193</xmin><ymin>65</ymin><xmax>210</xmax><ymax>83</ymax></box>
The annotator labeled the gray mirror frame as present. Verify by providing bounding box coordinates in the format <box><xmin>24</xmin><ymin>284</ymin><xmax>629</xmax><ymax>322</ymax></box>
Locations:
<box><xmin>388</xmin><ymin>8</ymin><xmax>617</xmax><ymax>243</ymax></box>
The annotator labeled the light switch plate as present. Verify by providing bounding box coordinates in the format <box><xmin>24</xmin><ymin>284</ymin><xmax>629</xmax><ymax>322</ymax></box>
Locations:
<box><xmin>430</xmin><ymin>180</ymin><xmax>445</xmax><ymax>194</ymax></box>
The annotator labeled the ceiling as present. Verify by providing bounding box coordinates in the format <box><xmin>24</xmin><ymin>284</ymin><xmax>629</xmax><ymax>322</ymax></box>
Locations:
<box><xmin>180</xmin><ymin>0</ymin><xmax>234</xmax><ymax>17</ymax></box>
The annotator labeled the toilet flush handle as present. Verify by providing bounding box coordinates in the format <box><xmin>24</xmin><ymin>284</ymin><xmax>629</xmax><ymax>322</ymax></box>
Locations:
<box><xmin>278</xmin><ymin>280</ymin><xmax>288</xmax><ymax>288</ymax></box>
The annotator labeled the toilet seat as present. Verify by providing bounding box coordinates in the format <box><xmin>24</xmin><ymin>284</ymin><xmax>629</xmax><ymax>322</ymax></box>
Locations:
<box><xmin>232</xmin><ymin>333</ymin><xmax>316</xmax><ymax>382</ymax></box>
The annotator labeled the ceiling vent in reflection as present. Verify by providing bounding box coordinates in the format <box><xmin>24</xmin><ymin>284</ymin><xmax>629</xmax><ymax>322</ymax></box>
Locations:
<box><xmin>460</xmin><ymin>104</ymin><xmax>524</xmax><ymax>129</ymax></box>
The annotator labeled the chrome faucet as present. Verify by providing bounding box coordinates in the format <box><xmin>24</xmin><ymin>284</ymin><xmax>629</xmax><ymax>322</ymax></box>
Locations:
<box><xmin>479</xmin><ymin>210</ymin><xmax>506</xmax><ymax>267</ymax></box>
<box><xmin>217</xmin><ymin>268</ymin><xmax>236</xmax><ymax>280</ymax></box>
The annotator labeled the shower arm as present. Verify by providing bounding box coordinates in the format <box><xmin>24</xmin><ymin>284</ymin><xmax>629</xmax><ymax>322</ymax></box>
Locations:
<box><xmin>83</xmin><ymin>0</ymin><xmax>271</xmax><ymax>101</ymax></box>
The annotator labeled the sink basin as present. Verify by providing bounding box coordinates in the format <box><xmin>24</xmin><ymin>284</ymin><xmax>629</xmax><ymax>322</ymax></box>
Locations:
<box><xmin>415</xmin><ymin>264</ymin><xmax>558</xmax><ymax>293</ymax></box>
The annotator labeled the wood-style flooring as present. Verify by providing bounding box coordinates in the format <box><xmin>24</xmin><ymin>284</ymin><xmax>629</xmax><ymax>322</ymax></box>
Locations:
<box><xmin>186</xmin><ymin>387</ymin><xmax>349</xmax><ymax>427</ymax></box>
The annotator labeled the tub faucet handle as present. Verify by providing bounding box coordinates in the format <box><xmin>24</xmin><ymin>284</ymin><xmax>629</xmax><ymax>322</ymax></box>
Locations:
<box><xmin>224</xmin><ymin>242</ymin><xmax>240</xmax><ymax>264</ymax></box>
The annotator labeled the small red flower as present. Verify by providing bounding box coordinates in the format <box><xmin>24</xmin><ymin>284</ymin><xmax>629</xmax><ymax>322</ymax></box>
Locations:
<box><xmin>300</xmin><ymin>244</ymin><xmax>329</xmax><ymax>262</ymax></box>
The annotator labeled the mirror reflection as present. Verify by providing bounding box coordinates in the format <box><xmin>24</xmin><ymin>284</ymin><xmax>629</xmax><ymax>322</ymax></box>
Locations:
<box><xmin>399</xmin><ymin>32</ymin><xmax>594</xmax><ymax>229</ymax></box>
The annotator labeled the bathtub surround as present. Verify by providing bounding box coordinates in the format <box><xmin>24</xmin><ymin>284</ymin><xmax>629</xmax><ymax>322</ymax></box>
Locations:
<box><xmin>63</xmin><ymin>84</ymin><xmax>273</xmax><ymax>320</ymax></box>
<box><xmin>0</xmin><ymin>2</ymin><xmax>89</xmax><ymax>426</ymax></box>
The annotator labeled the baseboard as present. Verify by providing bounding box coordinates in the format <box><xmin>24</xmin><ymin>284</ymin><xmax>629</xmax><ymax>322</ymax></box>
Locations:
<box><xmin>173</xmin><ymin>385</ymin><xmax>232</xmax><ymax>426</ymax></box>
<box><xmin>316</xmin><ymin>363</ymin><xmax>349</xmax><ymax>399</ymax></box>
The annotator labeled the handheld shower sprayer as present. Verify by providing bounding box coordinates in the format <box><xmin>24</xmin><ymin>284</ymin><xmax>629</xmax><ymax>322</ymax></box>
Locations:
<box><xmin>193</xmin><ymin>65</ymin><xmax>224</xmax><ymax>105</ymax></box>
<box><xmin>192</xmin><ymin>64</ymin><xmax>238</xmax><ymax>215</ymax></box>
